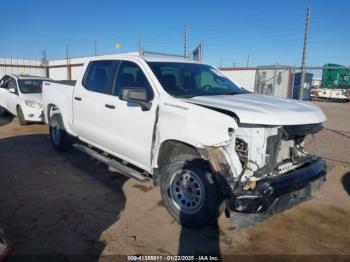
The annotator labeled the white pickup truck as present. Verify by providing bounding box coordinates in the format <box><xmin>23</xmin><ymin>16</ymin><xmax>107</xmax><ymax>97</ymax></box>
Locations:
<box><xmin>42</xmin><ymin>53</ymin><xmax>327</xmax><ymax>228</ymax></box>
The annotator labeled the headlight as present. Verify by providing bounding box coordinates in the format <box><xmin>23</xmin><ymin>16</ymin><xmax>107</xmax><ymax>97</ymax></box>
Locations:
<box><xmin>25</xmin><ymin>100</ymin><xmax>42</xmax><ymax>109</ymax></box>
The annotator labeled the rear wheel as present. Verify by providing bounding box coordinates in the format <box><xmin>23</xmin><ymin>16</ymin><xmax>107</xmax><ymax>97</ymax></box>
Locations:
<box><xmin>160</xmin><ymin>153</ymin><xmax>224</xmax><ymax>228</ymax></box>
<box><xmin>16</xmin><ymin>106</ymin><xmax>28</xmax><ymax>125</ymax></box>
<box><xmin>49</xmin><ymin>113</ymin><xmax>72</xmax><ymax>152</ymax></box>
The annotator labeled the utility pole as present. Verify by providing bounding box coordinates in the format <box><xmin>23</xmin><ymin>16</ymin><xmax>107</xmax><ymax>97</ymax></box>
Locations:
<box><xmin>41</xmin><ymin>50</ymin><xmax>47</xmax><ymax>65</ymax></box>
<box><xmin>41</xmin><ymin>50</ymin><xmax>49</xmax><ymax>78</ymax></box>
<box><xmin>66</xmin><ymin>45</ymin><xmax>71</xmax><ymax>80</ymax></box>
<box><xmin>184</xmin><ymin>24</ymin><xmax>188</xmax><ymax>58</ymax></box>
<box><xmin>66</xmin><ymin>45</ymin><xmax>69</xmax><ymax>64</ymax></box>
<box><xmin>246</xmin><ymin>55</ymin><xmax>250</xmax><ymax>67</ymax></box>
<box><xmin>94</xmin><ymin>40</ymin><xmax>97</xmax><ymax>56</ymax></box>
<box><xmin>138</xmin><ymin>34</ymin><xmax>142</xmax><ymax>54</ymax></box>
<box><xmin>219</xmin><ymin>58</ymin><xmax>222</xmax><ymax>68</ymax></box>
<box><xmin>300</xmin><ymin>7</ymin><xmax>311</xmax><ymax>100</ymax></box>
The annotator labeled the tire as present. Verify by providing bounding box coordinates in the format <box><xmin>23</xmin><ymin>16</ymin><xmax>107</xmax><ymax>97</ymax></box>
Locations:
<box><xmin>16</xmin><ymin>106</ymin><xmax>28</xmax><ymax>125</ymax></box>
<box><xmin>160</xmin><ymin>154</ymin><xmax>224</xmax><ymax>228</ymax></box>
<box><xmin>49</xmin><ymin>113</ymin><xmax>72</xmax><ymax>152</ymax></box>
<box><xmin>0</xmin><ymin>106</ymin><xmax>6</xmax><ymax>117</ymax></box>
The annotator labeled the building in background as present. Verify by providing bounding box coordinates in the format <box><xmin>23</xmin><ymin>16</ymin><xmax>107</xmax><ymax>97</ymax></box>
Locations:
<box><xmin>221</xmin><ymin>68</ymin><xmax>256</xmax><ymax>92</ymax></box>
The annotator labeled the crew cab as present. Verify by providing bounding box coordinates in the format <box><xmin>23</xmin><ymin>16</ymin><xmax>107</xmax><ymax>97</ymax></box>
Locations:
<box><xmin>0</xmin><ymin>75</ymin><xmax>50</xmax><ymax>125</ymax></box>
<box><xmin>42</xmin><ymin>53</ymin><xmax>327</xmax><ymax>228</ymax></box>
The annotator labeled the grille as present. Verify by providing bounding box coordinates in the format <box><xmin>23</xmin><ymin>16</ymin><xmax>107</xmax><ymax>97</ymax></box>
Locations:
<box><xmin>283</xmin><ymin>123</ymin><xmax>322</xmax><ymax>138</ymax></box>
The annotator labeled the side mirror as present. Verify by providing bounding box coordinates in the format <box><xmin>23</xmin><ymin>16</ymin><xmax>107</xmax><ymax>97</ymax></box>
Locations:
<box><xmin>8</xmin><ymin>87</ymin><xmax>16</xmax><ymax>94</ymax></box>
<box><xmin>119</xmin><ymin>87</ymin><xmax>152</xmax><ymax>111</ymax></box>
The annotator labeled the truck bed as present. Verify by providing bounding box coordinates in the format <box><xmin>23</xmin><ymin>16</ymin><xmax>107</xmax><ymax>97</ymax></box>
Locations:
<box><xmin>42</xmin><ymin>81</ymin><xmax>75</xmax><ymax>127</ymax></box>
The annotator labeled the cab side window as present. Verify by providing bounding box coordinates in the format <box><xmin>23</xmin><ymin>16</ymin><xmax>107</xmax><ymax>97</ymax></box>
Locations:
<box><xmin>0</xmin><ymin>76</ymin><xmax>8</xmax><ymax>88</ymax></box>
<box><xmin>83</xmin><ymin>60</ymin><xmax>119</xmax><ymax>95</ymax></box>
<box><xmin>7</xmin><ymin>78</ymin><xmax>18</xmax><ymax>93</ymax></box>
<box><xmin>114</xmin><ymin>61</ymin><xmax>154</xmax><ymax>100</ymax></box>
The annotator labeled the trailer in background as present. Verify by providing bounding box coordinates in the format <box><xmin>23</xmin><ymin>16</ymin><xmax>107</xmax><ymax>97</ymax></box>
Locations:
<box><xmin>311</xmin><ymin>64</ymin><xmax>350</xmax><ymax>102</ymax></box>
<box><xmin>322</xmin><ymin>63</ymin><xmax>350</xmax><ymax>89</ymax></box>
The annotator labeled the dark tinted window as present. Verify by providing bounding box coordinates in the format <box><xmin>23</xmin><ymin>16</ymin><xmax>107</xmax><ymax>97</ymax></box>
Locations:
<box><xmin>114</xmin><ymin>61</ymin><xmax>154</xmax><ymax>100</ymax></box>
<box><xmin>83</xmin><ymin>60</ymin><xmax>119</xmax><ymax>94</ymax></box>
<box><xmin>148</xmin><ymin>62</ymin><xmax>243</xmax><ymax>98</ymax></box>
<box><xmin>18</xmin><ymin>79</ymin><xmax>43</xmax><ymax>93</ymax></box>
<box><xmin>8</xmin><ymin>78</ymin><xmax>17</xmax><ymax>91</ymax></box>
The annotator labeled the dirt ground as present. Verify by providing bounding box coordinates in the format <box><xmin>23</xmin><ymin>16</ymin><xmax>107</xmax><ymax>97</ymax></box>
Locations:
<box><xmin>0</xmin><ymin>101</ymin><xmax>349</xmax><ymax>260</ymax></box>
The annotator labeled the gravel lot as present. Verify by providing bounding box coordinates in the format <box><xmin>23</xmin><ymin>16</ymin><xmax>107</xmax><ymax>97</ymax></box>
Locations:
<box><xmin>0</xmin><ymin>102</ymin><xmax>349</xmax><ymax>260</ymax></box>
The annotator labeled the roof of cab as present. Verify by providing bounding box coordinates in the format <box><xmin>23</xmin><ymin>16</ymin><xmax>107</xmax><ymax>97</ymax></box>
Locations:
<box><xmin>87</xmin><ymin>52</ymin><xmax>202</xmax><ymax>64</ymax></box>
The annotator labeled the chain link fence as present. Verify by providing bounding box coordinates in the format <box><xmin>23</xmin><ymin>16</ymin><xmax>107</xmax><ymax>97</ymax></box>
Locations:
<box><xmin>1</xmin><ymin>56</ymin><xmax>349</xmax><ymax>102</ymax></box>
<box><xmin>221</xmin><ymin>66</ymin><xmax>350</xmax><ymax>101</ymax></box>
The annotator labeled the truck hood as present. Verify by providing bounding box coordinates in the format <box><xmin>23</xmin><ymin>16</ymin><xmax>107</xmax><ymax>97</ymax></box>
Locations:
<box><xmin>183</xmin><ymin>94</ymin><xmax>326</xmax><ymax>125</ymax></box>
<box><xmin>21</xmin><ymin>93</ymin><xmax>42</xmax><ymax>103</ymax></box>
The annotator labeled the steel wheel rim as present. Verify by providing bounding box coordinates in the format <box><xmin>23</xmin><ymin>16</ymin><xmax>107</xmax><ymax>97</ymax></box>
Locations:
<box><xmin>169</xmin><ymin>170</ymin><xmax>205</xmax><ymax>214</ymax></box>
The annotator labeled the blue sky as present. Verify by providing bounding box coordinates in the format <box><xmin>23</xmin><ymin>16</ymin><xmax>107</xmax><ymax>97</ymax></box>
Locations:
<box><xmin>0</xmin><ymin>0</ymin><xmax>349</xmax><ymax>67</ymax></box>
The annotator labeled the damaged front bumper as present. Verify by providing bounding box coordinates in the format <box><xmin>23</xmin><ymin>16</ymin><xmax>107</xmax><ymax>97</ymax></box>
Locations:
<box><xmin>227</xmin><ymin>158</ymin><xmax>327</xmax><ymax>228</ymax></box>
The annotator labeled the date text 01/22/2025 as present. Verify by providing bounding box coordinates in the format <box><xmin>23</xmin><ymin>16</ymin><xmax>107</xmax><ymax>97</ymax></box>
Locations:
<box><xmin>127</xmin><ymin>255</ymin><xmax>220</xmax><ymax>261</ymax></box>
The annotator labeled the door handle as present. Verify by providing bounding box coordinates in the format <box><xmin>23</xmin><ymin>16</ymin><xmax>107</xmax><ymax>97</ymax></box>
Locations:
<box><xmin>74</xmin><ymin>97</ymin><xmax>82</xmax><ymax>101</ymax></box>
<box><xmin>105</xmin><ymin>104</ymin><xmax>115</xmax><ymax>109</ymax></box>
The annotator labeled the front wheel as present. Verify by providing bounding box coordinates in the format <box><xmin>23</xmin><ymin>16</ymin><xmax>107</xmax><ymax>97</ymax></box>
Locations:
<box><xmin>16</xmin><ymin>106</ymin><xmax>28</xmax><ymax>125</ymax></box>
<box><xmin>49</xmin><ymin>114</ymin><xmax>72</xmax><ymax>152</ymax></box>
<box><xmin>0</xmin><ymin>106</ymin><xmax>6</xmax><ymax>117</ymax></box>
<box><xmin>160</xmin><ymin>154</ymin><xmax>224</xmax><ymax>228</ymax></box>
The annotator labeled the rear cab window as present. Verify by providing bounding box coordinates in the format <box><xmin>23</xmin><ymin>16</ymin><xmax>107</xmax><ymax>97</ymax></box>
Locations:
<box><xmin>83</xmin><ymin>60</ymin><xmax>120</xmax><ymax>94</ymax></box>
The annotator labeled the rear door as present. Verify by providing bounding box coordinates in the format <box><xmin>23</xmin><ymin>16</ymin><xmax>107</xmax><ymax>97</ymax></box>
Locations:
<box><xmin>72</xmin><ymin>60</ymin><xmax>120</xmax><ymax>149</ymax></box>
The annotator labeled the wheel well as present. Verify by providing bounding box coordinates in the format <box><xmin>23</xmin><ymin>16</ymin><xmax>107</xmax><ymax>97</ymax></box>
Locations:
<box><xmin>157</xmin><ymin>140</ymin><xmax>200</xmax><ymax>171</ymax></box>
<box><xmin>156</xmin><ymin>140</ymin><xmax>230</xmax><ymax>198</ymax></box>
<box><xmin>47</xmin><ymin>104</ymin><xmax>60</xmax><ymax>122</ymax></box>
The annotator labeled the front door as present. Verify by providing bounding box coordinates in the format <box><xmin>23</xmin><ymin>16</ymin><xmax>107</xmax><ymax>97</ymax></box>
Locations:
<box><xmin>5</xmin><ymin>77</ymin><xmax>19</xmax><ymax>114</ymax></box>
<box><xmin>103</xmin><ymin>60</ymin><xmax>157</xmax><ymax>171</ymax></box>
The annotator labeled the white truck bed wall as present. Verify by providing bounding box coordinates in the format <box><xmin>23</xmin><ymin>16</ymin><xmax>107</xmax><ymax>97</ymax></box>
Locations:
<box><xmin>42</xmin><ymin>81</ymin><xmax>75</xmax><ymax>135</ymax></box>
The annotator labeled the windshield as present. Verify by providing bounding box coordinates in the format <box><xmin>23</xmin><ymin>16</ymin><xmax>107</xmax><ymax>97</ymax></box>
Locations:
<box><xmin>147</xmin><ymin>62</ymin><xmax>244</xmax><ymax>98</ymax></box>
<box><xmin>18</xmin><ymin>79</ymin><xmax>43</xmax><ymax>93</ymax></box>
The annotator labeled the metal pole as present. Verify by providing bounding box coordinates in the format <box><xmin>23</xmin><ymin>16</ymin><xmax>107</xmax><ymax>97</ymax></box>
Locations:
<box><xmin>138</xmin><ymin>34</ymin><xmax>142</xmax><ymax>54</ymax></box>
<box><xmin>66</xmin><ymin>45</ymin><xmax>69</xmax><ymax>64</ymax></box>
<box><xmin>66</xmin><ymin>45</ymin><xmax>71</xmax><ymax>80</ymax></box>
<box><xmin>246</xmin><ymin>55</ymin><xmax>250</xmax><ymax>67</ymax></box>
<box><xmin>94</xmin><ymin>40</ymin><xmax>97</xmax><ymax>56</ymax></box>
<box><xmin>41</xmin><ymin>50</ymin><xmax>49</xmax><ymax>78</ymax></box>
<box><xmin>300</xmin><ymin>7</ymin><xmax>311</xmax><ymax>100</ymax></box>
<box><xmin>184</xmin><ymin>24</ymin><xmax>187</xmax><ymax>58</ymax></box>
<box><xmin>291</xmin><ymin>68</ymin><xmax>296</xmax><ymax>99</ymax></box>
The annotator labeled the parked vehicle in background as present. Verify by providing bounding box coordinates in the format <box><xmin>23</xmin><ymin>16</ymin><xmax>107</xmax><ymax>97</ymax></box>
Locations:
<box><xmin>42</xmin><ymin>53</ymin><xmax>327</xmax><ymax>228</ymax></box>
<box><xmin>310</xmin><ymin>64</ymin><xmax>350</xmax><ymax>102</ymax></box>
<box><xmin>0</xmin><ymin>75</ymin><xmax>50</xmax><ymax>124</ymax></box>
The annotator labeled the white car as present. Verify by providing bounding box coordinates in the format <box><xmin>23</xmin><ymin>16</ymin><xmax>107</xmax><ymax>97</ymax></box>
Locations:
<box><xmin>42</xmin><ymin>53</ymin><xmax>327</xmax><ymax>228</ymax></box>
<box><xmin>0</xmin><ymin>75</ymin><xmax>49</xmax><ymax>125</ymax></box>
